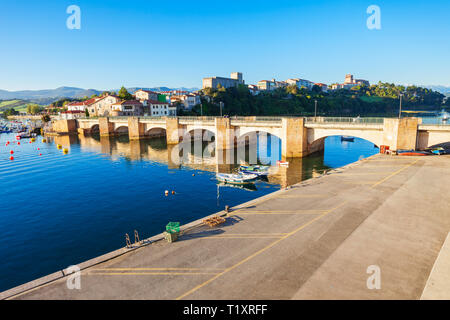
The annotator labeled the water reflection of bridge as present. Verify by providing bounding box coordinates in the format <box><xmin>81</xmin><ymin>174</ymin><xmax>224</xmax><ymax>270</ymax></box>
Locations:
<box><xmin>51</xmin><ymin>135</ymin><xmax>328</xmax><ymax>188</ymax></box>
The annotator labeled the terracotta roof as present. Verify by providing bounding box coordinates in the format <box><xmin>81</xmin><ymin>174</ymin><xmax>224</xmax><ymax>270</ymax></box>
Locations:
<box><xmin>112</xmin><ymin>100</ymin><xmax>143</xmax><ymax>106</ymax></box>
<box><xmin>148</xmin><ymin>99</ymin><xmax>168</xmax><ymax>105</ymax></box>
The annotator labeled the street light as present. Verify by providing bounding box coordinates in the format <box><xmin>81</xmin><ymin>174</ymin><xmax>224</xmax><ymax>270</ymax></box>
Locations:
<box><xmin>219</xmin><ymin>101</ymin><xmax>224</xmax><ymax>117</ymax></box>
<box><xmin>314</xmin><ymin>100</ymin><xmax>318</xmax><ymax>118</ymax></box>
<box><xmin>399</xmin><ymin>93</ymin><xmax>403</xmax><ymax>119</ymax></box>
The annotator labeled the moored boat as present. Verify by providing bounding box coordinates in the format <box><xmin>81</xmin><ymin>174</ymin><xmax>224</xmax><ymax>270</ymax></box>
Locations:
<box><xmin>216</xmin><ymin>173</ymin><xmax>258</xmax><ymax>184</ymax></box>
<box><xmin>239</xmin><ymin>165</ymin><xmax>270</xmax><ymax>176</ymax></box>
<box><xmin>397</xmin><ymin>149</ymin><xmax>432</xmax><ymax>156</ymax></box>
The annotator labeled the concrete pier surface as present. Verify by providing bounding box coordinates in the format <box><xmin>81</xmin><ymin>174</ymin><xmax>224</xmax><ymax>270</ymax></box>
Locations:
<box><xmin>2</xmin><ymin>154</ymin><xmax>450</xmax><ymax>300</ymax></box>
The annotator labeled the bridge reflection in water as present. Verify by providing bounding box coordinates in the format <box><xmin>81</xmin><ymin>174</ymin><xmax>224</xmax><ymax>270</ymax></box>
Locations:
<box><xmin>48</xmin><ymin>133</ymin><xmax>331</xmax><ymax>188</ymax></box>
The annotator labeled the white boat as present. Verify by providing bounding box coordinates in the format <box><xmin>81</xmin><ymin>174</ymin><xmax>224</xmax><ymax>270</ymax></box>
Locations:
<box><xmin>216</xmin><ymin>173</ymin><xmax>258</xmax><ymax>184</ymax></box>
<box><xmin>239</xmin><ymin>165</ymin><xmax>270</xmax><ymax>176</ymax></box>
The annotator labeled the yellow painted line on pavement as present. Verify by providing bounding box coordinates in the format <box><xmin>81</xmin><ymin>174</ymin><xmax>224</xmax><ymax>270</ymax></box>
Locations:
<box><xmin>371</xmin><ymin>159</ymin><xmax>420</xmax><ymax>188</ymax></box>
<box><xmin>235</xmin><ymin>210</ymin><xmax>326</xmax><ymax>215</ymax></box>
<box><xmin>204</xmin><ymin>236</ymin><xmax>285</xmax><ymax>239</ymax></box>
<box><xmin>176</xmin><ymin>201</ymin><xmax>348</xmax><ymax>300</ymax></box>
<box><xmin>277</xmin><ymin>194</ymin><xmax>329</xmax><ymax>198</ymax></box>
<box><xmin>92</xmin><ymin>268</ymin><xmax>225</xmax><ymax>271</ymax></box>
<box><xmin>90</xmin><ymin>272</ymin><xmax>220</xmax><ymax>276</ymax></box>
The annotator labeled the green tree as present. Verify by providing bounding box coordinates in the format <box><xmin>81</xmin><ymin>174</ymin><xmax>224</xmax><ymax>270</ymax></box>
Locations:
<box><xmin>118</xmin><ymin>86</ymin><xmax>133</xmax><ymax>100</ymax></box>
<box><xmin>26</xmin><ymin>104</ymin><xmax>43</xmax><ymax>115</ymax></box>
<box><xmin>85</xmin><ymin>108</ymin><xmax>90</xmax><ymax>118</ymax></box>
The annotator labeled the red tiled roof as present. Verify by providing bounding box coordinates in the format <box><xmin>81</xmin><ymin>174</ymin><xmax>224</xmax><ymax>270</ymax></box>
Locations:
<box><xmin>148</xmin><ymin>99</ymin><xmax>168</xmax><ymax>105</ymax></box>
<box><xmin>112</xmin><ymin>100</ymin><xmax>143</xmax><ymax>106</ymax></box>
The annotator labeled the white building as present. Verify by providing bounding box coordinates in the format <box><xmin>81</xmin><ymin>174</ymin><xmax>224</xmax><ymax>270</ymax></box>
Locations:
<box><xmin>202</xmin><ymin>72</ymin><xmax>244</xmax><ymax>89</ymax></box>
<box><xmin>286</xmin><ymin>78</ymin><xmax>315</xmax><ymax>90</ymax></box>
<box><xmin>111</xmin><ymin>100</ymin><xmax>144</xmax><ymax>116</ymax></box>
<box><xmin>148</xmin><ymin>100</ymin><xmax>176</xmax><ymax>116</ymax></box>
<box><xmin>134</xmin><ymin>89</ymin><xmax>159</xmax><ymax>102</ymax></box>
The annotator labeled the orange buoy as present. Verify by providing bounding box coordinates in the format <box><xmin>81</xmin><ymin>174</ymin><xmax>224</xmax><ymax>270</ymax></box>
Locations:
<box><xmin>10</xmin><ymin>150</ymin><xmax>14</xmax><ymax>154</ymax></box>
<box><xmin>17</xmin><ymin>142</ymin><xmax>21</xmax><ymax>145</ymax></box>
<box><xmin>39</xmin><ymin>153</ymin><xmax>42</xmax><ymax>156</ymax></box>
<box><xmin>9</xmin><ymin>156</ymin><xmax>14</xmax><ymax>160</ymax></box>
<box><xmin>37</xmin><ymin>148</ymin><xmax>40</xmax><ymax>150</ymax></box>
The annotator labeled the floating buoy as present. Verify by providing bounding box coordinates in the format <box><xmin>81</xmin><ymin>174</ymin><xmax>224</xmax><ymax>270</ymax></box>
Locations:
<box><xmin>165</xmin><ymin>190</ymin><xmax>169</xmax><ymax>196</ymax></box>
<box><xmin>17</xmin><ymin>142</ymin><xmax>20</xmax><ymax>145</ymax></box>
<box><xmin>171</xmin><ymin>191</ymin><xmax>175</xmax><ymax>195</ymax></box>
<box><xmin>10</xmin><ymin>150</ymin><xmax>14</xmax><ymax>154</ymax></box>
<box><xmin>37</xmin><ymin>148</ymin><xmax>40</xmax><ymax>150</ymax></box>
<box><xmin>9</xmin><ymin>156</ymin><xmax>14</xmax><ymax>161</ymax></box>
<box><xmin>31</xmin><ymin>138</ymin><xmax>36</xmax><ymax>142</ymax></box>
<box><xmin>39</xmin><ymin>153</ymin><xmax>42</xmax><ymax>156</ymax></box>
<box><xmin>192</xmin><ymin>174</ymin><xmax>195</xmax><ymax>176</ymax></box>
<box><xmin>57</xmin><ymin>144</ymin><xmax>62</xmax><ymax>149</ymax></box>
<box><xmin>62</xmin><ymin>148</ymin><xmax>69</xmax><ymax>154</ymax></box>
<box><xmin>42</xmin><ymin>139</ymin><xmax>47</xmax><ymax>143</ymax></box>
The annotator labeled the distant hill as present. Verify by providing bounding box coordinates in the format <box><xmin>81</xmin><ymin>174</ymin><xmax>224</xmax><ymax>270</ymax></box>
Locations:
<box><xmin>0</xmin><ymin>87</ymin><xmax>102</xmax><ymax>101</ymax></box>
<box><xmin>0</xmin><ymin>86</ymin><xmax>199</xmax><ymax>103</ymax></box>
<box><xmin>425</xmin><ymin>85</ymin><xmax>450</xmax><ymax>96</ymax></box>
<box><xmin>0</xmin><ymin>99</ymin><xmax>33</xmax><ymax>113</ymax></box>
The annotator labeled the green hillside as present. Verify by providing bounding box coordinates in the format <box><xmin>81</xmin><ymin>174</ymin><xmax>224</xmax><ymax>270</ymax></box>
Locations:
<box><xmin>0</xmin><ymin>99</ymin><xmax>36</xmax><ymax>113</ymax></box>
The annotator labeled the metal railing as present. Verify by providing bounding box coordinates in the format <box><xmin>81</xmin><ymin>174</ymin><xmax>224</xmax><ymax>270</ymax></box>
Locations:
<box><xmin>305</xmin><ymin>117</ymin><xmax>385</xmax><ymax>124</ymax></box>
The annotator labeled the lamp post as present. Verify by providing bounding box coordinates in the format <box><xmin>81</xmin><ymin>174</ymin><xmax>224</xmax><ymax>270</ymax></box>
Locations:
<box><xmin>219</xmin><ymin>101</ymin><xmax>224</xmax><ymax>117</ymax></box>
<box><xmin>314</xmin><ymin>100</ymin><xmax>318</xmax><ymax>119</ymax></box>
<box><xmin>398</xmin><ymin>93</ymin><xmax>403</xmax><ymax>119</ymax></box>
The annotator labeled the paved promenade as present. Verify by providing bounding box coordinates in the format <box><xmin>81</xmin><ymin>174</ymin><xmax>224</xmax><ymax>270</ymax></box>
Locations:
<box><xmin>2</xmin><ymin>154</ymin><xmax>450</xmax><ymax>300</ymax></box>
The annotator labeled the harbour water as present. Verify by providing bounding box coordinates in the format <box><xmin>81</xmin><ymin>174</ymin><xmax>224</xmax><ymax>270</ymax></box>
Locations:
<box><xmin>0</xmin><ymin>132</ymin><xmax>379</xmax><ymax>292</ymax></box>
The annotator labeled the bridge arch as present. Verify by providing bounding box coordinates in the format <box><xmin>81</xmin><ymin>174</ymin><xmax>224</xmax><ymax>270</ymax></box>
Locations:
<box><xmin>184</xmin><ymin>128</ymin><xmax>216</xmax><ymax>143</ymax></box>
<box><xmin>146</xmin><ymin>127</ymin><xmax>166</xmax><ymax>139</ymax></box>
<box><xmin>115</xmin><ymin>126</ymin><xmax>129</xmax><ymax>135</ymax></box>
<box><xmin>90</xmin><ymin>124</ymin><xmax>99</xmax><ymax>133</ymax></box>
<box><xmin>307</xmin><ymin>128</ymin><xmax>383</xmax><ymax>148</ymax></box>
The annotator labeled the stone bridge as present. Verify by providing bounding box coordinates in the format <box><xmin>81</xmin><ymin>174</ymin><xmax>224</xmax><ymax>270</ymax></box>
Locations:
<box><xmin>51</xmin><ymin>116</ymin><xmax>450</xmax><ymax>158</ymax></box>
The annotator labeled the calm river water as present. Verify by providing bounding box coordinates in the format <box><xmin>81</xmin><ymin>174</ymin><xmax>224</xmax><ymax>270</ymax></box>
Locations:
<box><xmin>0</xmin><ymin>132</ymin><xmax>379</xmax><ymax>291</ymax></box>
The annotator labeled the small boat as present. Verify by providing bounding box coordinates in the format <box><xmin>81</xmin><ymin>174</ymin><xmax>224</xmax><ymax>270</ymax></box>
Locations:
<box><xmin>216</xmin><ymin>173</ymin><xmax>258</xmax><ymax>184</ymax></box>
<box><xmin>426</xmin><ymin>147</ymin><xmax>448</xmax><ymax>155</ymax></box>
<box><xmin>239</xmin><ymin>165</ymin><xmax>270</xmax><ymax>176</ymax></box>
<box><xmin>217</xmin><ymin>182</ymin><xmax>257</xmax><ymax>191</ymax></box>
<box><xmin>397</xmin><ymin>150</ymin><xmax>432</xmax><ymax>156</ymax></box>
<box><xmin>341</xmin><ymin>136</ymin><xmax>355</xmax><ymax>142</ymax></box>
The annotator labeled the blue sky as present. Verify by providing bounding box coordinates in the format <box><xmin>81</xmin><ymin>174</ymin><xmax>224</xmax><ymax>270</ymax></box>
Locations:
<box><xmin>0</xmin><ymin>0</ymin><xmax>449</xmax><ymax>91</ymax></box>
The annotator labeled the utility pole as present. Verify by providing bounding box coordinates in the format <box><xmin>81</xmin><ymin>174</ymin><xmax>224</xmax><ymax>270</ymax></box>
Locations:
<box><xmin>314</xmin><ymin>100</ymin><xmax>318</xmax><ymax>119</ymax></box>
<box><xmin>399</xmin><ymin>94</ymin><xmax>403</xmax><ymax>119</ymax></box>
<box><xmin>219</xmin><ymin>101</ymin><xmax>224</xmax><ymax>117</ymax></box>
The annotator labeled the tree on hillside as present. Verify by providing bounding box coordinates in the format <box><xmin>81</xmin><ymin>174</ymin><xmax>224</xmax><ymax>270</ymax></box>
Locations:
<box><xmin>118</xmin><ymin>86</ymin><xmax>133</xmax><ymax>100</ymax></box>
<box><xmin>26</xmin><ymin>104</ymin><xmax>43</xmax><ymax>115</ymax></box>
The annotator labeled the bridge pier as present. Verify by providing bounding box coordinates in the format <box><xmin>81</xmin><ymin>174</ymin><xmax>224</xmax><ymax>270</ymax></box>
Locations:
<box><xmin>215</xmin><ymin>118</ymin><xmax>236</xmax><ymax>151</ymax></box>
<box><xmin>281</xmin><ymin>118</ymin><xmax>308</xmax><ymax>158</ymax></box>
<box><xmin>383</xmin><ymin>118</ymin><xmax>419</xmax><ymax>151</ymax></box>
<box><xmin>166</xmin><ymin>118</ymin><xmax>181</xmax><ymax>145</ymax></box>
<box><xmin>99</xmin><ymin>117</ymin><xmax>115</xmax><ymax>137</ymax></box>
<box><xmin>128</xmin><ymin>117</ymin><xmax>146</xmax><ymax>140</ymax></box>
<box><xmin>50</xmin><ymin>119</ymin><xmax>78</xmax><ymax>135</ymax></box>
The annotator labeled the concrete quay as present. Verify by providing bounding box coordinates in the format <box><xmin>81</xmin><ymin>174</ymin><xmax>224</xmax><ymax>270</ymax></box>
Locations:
<box><xmin>2</xmin><ymin>154</ymin><xmax>450</xmax><ymax>300</ymax></box>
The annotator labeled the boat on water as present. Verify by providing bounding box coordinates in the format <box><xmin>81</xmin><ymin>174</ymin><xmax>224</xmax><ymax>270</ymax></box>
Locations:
<box><xmin>217</xmin><ymin>182</ymin><xmax>257</xmax><ymax>191</ymax></box>
<box><xmin>239</xmin><ymin>165</ymin><xmax>270</xmax><ymax>177</ymax></box>
<box><xmin>341</xmin><ymin>136</ymin><xmax>355</xmax><ymax>142</ymax></box>
<box><xmin>216</xmin><ymin>173</ymin><xmax>258</xmax><ymax>184</ymax></box>
<box><xmin>397</xmin><ymin>149</ymin><xmax>432</xmax><ymax>156</ymax></box>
